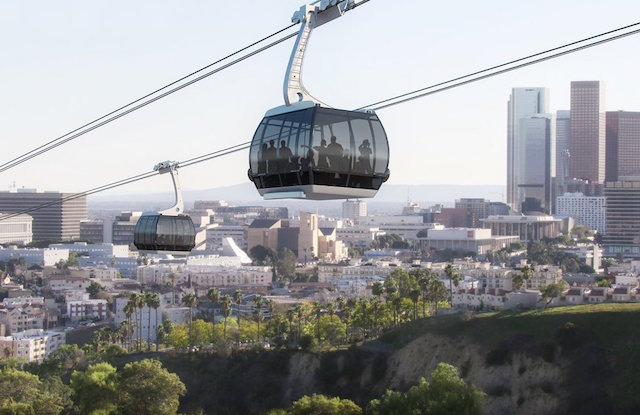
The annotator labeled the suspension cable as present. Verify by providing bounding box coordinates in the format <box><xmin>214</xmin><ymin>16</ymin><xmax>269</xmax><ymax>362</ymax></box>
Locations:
<box><xmin>359</xmin><ymin>21</ymin><xmax>640</xmax><ymax>111</ymax></box>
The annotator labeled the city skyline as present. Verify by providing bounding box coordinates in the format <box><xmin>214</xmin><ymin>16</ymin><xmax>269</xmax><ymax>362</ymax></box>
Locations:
<box><xmin>1</xmin><ymin>0</ymin><xmax>640</xmax><ymax>197</ymax></box>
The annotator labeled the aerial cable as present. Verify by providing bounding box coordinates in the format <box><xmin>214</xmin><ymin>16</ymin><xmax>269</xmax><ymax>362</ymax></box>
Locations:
<box><xmin>0</xmin><ymin>25</ymin><xmax>298</xmax><ymax>175</ymax></box>
<box><xmin>0</xmin><ymin>141</ymin><xmax>254</xmax><ymax>223</ymax></box>
<box><xmin>0</xmin><ymin>0</ymin><xmax>371</xmax><ymax>175</ymax></box>
<box><xmin>359</xmin><ymin>21</ymin><xmax>640</xmax><ymax>111</ymax></box>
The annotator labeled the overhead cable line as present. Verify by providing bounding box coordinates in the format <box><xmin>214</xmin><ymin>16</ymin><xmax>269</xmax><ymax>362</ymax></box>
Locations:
<box><xmin>0</xmin><ymin>141</ymin><xmax>254</xmax><ymax>223</ymax></box>
<box><xmin>359</xmin><ymin>21</ymin><xmax>640</xmax><ymax>110</ymax></box>
<box><xmin>0</xmin><ymin>0</ymin><xmax>371</xmax><ymax>175</ymax></box>
<box><xmin>0</xmin><ymin>26</ymin><xmax>298</xmax><ymax>175</ymax></box>
<box><xmin>1</xmin><ymin>17</ymin><xmax>636</xmax><ymax>222</ymax></box>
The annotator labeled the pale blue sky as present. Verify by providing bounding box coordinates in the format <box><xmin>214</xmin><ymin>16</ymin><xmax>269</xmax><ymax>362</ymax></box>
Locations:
<box><xmin>1</xmin><ymin>0</ymin><xmax>639</xmax><ymax>200</ymax></box>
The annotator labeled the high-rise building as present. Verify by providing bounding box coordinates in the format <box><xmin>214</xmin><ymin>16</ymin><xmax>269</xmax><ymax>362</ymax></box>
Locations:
<box><xmin>570</xmin><ymin>81</ymin><xmax>605</xmax><ymax>183</ymax></box>
<box><xmin>555</xmin><ymin>110</ymin><xmax>571</xmax><ymax>181</ymax></box>
<box><xmin>518</xmin><ymin>115</ymin><xmax>555</xmax><ymax>213</ymax></box>
<box><xmin>111</xmin><ymin>212</ymin><xmax>141</xmax><ymax>246</ymax></box>
<box><xmin>556</xmin><ymin>192</ymin><xmax>606</xmax><ymax>233</ymax></box>
<box><xmin>603</xmin><ymin>178</ymin><xmax>640</xmax><ymax>258</ymax></box>
<box><xmin>0</xmin><ymin>190</ymin><xmax>86</xmax><ymax>242</ymax></box>
<box><xmin>605</xmin><ymin>111</ymin><xmax>640</xmax><ymax>182</ymax></box>
<box><xmin>79</xmin><ymin>220</ymin><xmax>105</xmax><ymax>243</ymax></box>
<box><xmin>342</xmin><ymin>199</ymin><xmax>367</xmax><ymax>219</ymax></box>
<box><xmin>507</xmin><ymin>87</ymin><xmax>549</xmax><ymax>211</ymax></box>
<box><xmin>455</xmin><ymin>198</ymin><xmax>490</xmax><ymax>227</ymax></box>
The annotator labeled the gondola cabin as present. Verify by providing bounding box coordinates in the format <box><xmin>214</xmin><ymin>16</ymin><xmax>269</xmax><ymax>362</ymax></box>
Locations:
<box><xmin>248</xmin><ymin>101</ymin><xmax>390</xmax><ymax>200</ymax></box>
<box><xmin>134</xmin><ymin>213</ymin><xmax>196</xmax><ymax>255</ymax></box>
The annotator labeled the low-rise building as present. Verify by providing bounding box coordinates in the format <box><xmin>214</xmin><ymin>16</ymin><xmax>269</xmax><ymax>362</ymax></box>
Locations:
<box><xmin>0</xmin><ymin>298</ymin><xmax>45</xmax><ymax>335</ymax></box>
<box><xmin>0</xmin><ymin>246</ymin><xmax>69</xmax><ymax>267</ymax></box>
<box><xmin>481</xmin><ymin>215</ymin><xmax>562</xmax><ymax>241</ymax></box>
<box><xmin>48</xmin><ymin>275</ymin><xmax>91</xmax><ymax>293</ymax></box>
<box><xmin>0</xmin><ymin>329</ymin><xmax>65</xmax><ymax>362</ymax></box>
<box><xmin>419</xmin><ymin>228</ymin><xmax>519</xmax><ymax>255</ymax></box>
<box><xmin>67</xmin><ymin>299</ymin><xmax>108</xmax><ymax>321</ymax></box>
<box><xmin>0</xmin><ymin>213</ymin><xmax>33</xmax><ymax>245</ymax></box>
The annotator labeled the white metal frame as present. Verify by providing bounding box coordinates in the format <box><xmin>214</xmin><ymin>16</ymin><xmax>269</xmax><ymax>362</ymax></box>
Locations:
<box><xmin>154</xmin><ymin>160</ymin><xmax>185</xmax><ymax>216</ymax></box>
<box><xmin>283</xmin><ymin>0</ymin><xmax>360</xmax><ymax>106</ymax></box>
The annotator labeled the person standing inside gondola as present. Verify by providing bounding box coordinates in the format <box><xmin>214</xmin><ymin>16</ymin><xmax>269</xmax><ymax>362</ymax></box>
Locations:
<box><xmin>278</xmin><ymin>139</ymin><xmax>293</xmax><ymax>172</ymax></box>
<box><xmin>358</xmin><ymin>139</ymin><xmax>372</xmax><ymax>173</ymax></box>
<box><xmin>313</xmin><ymin>139</ymin><xmax>329</xmax><ymax>169</ymax></box>
<box><xmin>264</xmin><ymin>140</ymin><xmax>277</xmax><ymax>174</ymax></box>
<box><xmin>326</xmin><ymin>136</ymin><xmax>343</xmax><ymax>171</ymax></box>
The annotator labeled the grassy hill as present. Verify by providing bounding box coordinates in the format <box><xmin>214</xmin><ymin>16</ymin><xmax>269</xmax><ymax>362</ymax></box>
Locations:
<box><xmin>137</xmin><ymin>303</ymin><xmax>640</xmax><ymax>414</ymax></box>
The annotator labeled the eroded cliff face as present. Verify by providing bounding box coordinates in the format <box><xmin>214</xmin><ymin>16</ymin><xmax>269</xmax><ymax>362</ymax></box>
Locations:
<box><xmin>281</xmin><ymin>333</ymin><xmax>569</xmax><ymax>415</ymax></box>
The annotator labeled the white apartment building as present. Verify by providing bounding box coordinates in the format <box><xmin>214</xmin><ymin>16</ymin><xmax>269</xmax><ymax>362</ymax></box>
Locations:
<box><xmin>360</xmin><ymin>216</ymin><xmax>438</xmax><ymax>241</ymax></box>
<box><xmin>420</xmin><ymin>228</ymin><xmax>520</xmax><ymax>255</ymax></box>
<box><xmin>50</xmin><ymin>242</ymin><xmax>129</xmax><ymax>258</ymax></box>
<box><xmin>114</xmin><ymin>296</ymin><xmax>161</xmax><ymax>343</ymax></box>
<box><xmin>206</xmin><ymin>224</ymin><xmax>247</xmax><ymax>251</ymax></box>
<box><xmin>0</xmin><ymin>246</ymin><xmax>69</xmax><ymax>266</ymax></box>
<box><xmin>556</xmin><ymin>192</ymin><xmax>606</xmax><ymax>233</ymax></box>
<box><xmin>0</xmin><ymin>304</ymin><xmax>44</xmax><ymax>335</ymax></box>
<box><xmin>163</xmin><ymin>307</ymin><xmax>191</xmax><ymax>326</ymax></box>
<box><xmin>0</xmin><ymin>329</ymin><xmax>65</xmax><ymax>362</ymax></box>
<box><xmin>48</xmin><ymin>275</ymin><xmax>91</xmax><ymax>293</ymax></box>
<box><xmin>336</xmin><ymin>227</ymin><xmax>385</xmax><ymax>249</ymax></box>
<box><xmin>317</xmin><ymin>262</ymin><xmax>396</xmax><ymax>283</ymax></box>
<box><xmin>137</xmin><ymin>263</ymin><xmax>272</xmax><ymax>288</ymax></box>
<box><xmin>67</xmin><ymin>299</ymin><xmax>108</xmax><ymax>321</ymax></box>
<box><xmin>0</xmin><ymin>213</ymin><xmax>32</xmax><ymax>245</ymax></box>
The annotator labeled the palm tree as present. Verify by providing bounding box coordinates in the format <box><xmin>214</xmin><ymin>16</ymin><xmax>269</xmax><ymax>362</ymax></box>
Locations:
<box><xmin>233</xmin><ymin>290</ymin><xmax>242</xmax><ymax>349</ymax></box>
<box><xmin>123</xmin><ymin>300</ymin><xmax>135</xmax><ymax>351</ymax></box>
<box><xmin>286</xmin><ymin>308</ymin><xmax>295</xmax><ymax>345</ymax></box>
<box><xmin>409</xmin><ymin>288</ymin><xmax>421</xmax><ymax>320</ymax></box>
<box><xmin>266</xmin><ymin>298</ymin><xmax>275</xmax><ymax>336</ymax></box>
<box><xmin>418</xmin><ymin>271</ymin><xmax>432</xmax><ymax>318</ymax></box>
<box><xmin>444</xmin><ymin>264</ymin><xmax>461</xmax><ymax>306</ymax></box>
<box><xmin>135</xmin><ymin>293</ymin><xmax>145</xmax><ymax>351</ymax></box>
<box><xmin>167</xmin><ymin>273</ymin><xmax>177</xmax><ymax>305</ymax></box>
<box><xmin>207</xmin><ymin>287</ymin><xmax>219</xmax><ymax>320</ymax></box>
<box><xmin>221</xmin><ymin>294</ymin><xmax>232</xmax><ymax>340</ymax></box>
<box><xmin>312</xmin><ymin>302</ymin><xmax>322</xmax><ymax>341</ymax></box>
<box><xmin>294</xmin><ymin>304</ymin><xmax>304</xmax><ymax>345</ymax></box>
<box><xmin>146</xmin><ymin>292</ymin><xmax>160</xmax><ymax>352</ymax></box>
<box><xmin>182</xmin><ymin>293</ymin><xmax>197</xmax><ymax>347</ymax></box>
<box><xmin>254</xmin><ymin>295</ymin><xmax>264</xmax><ymax>344</ymax></box>
<box><xmin>371</xmin><ymin>297</ymin><xmax>381</xmax><ymax>335</ymax></box>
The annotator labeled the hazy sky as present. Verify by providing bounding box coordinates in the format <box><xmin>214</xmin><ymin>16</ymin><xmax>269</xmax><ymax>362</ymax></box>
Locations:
<box><xmin>1</xmin><ymin>0</ymin><xmax>639</xmax><ymax>200</ymax></box>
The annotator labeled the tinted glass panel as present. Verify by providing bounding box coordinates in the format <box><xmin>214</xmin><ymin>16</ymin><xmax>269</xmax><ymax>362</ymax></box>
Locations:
<box><xmin>249</xmin><ymin>108</ymin><xmax>314</xmax><ymax>177</ymax></box>
<box><xmin>313</xmin><ymin>109</ymin><xmax>353</xmax><ymax>174</ymax></box>
<box><xmin>349</xmin><ymin>118</ymin><xmax>374</xmax><ymax>175</ymax></box>
<box><xmin>370</xmin><ymin>118</ymin><xmax>390</xmax><ymax>175</ymax></box>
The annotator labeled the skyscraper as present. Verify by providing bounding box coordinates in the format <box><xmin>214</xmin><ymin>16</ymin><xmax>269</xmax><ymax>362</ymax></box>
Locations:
<box><xmin>507</xmin><ymin>87</ymin><xmax>549</xmax><ymax>211</ymax></box>
<box><xmin>555</xmin><ymin>110</ymin><xmax>571</xmax><ymax>181</ymax></box>
<box><xmin>570</xmin><ymin>81</ymin><xmax>605</xmax><ymax>183</ymax></box>
<box><xmin>0</xmin><ymin>189</ymin><xmax>86</xmax><ymax>242</ymax></box>
<box><xmin>604</xmin><ymin>178</ymin><xmax>640</xmax><ymax>258</ymax></box>
<box><xmin>606</xmin><ymin>111</ymin><xmax>640</xmax><ymax>182</ymax></box>
<box><xmin>519</xmin><ymin>115</ymin><xmax>555</xmax><ymax>213</ymax></box>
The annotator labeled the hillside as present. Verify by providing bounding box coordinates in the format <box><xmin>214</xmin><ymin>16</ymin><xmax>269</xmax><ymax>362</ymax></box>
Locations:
<box><xmin>152</xmin><ymin>303</ymin><xmax>640</xmax><ymax>414</ymax></box>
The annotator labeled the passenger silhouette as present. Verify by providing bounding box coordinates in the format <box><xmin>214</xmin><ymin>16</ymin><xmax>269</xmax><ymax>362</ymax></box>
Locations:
<box><xmin>258</xmin><ymin>143</ymin><xmax>267</xmax><ymax>174</ymax></box>
<box><xmin>264</xmin><ymin>140</ymin><xmax>277</xmax><ymax>174</ymax></box>
<box><xmin>278</xmin><ymin>140</ymin><xmax>293</xmax><ymax>172</ymax></box>
<box><xmin>326</xmin><ymin>136</ymin><xmax>344</xmax><ymax>171</ymax></box>
<box><xmin>313</xmin><ymin>139</ymin><xmax>329</xmax><ymax>169</ymax></box>
<box><xmin>357</xmin><ymin>139</ymin><xmax>372</xmax><ymax>173</ymax></box>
